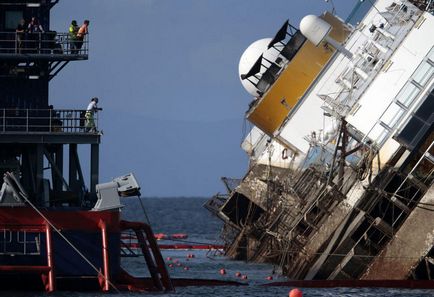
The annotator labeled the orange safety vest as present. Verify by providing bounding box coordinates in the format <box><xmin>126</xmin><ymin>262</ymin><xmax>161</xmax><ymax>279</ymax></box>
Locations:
<box><xmin>77</xmin><ymin>25</ymin><xmax>88</xmax><ymax>38</ymax></box>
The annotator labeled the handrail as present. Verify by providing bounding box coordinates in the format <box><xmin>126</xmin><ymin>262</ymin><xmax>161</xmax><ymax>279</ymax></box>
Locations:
<box><xmin>243</xmin><ymin>26</ymin><xmax>306</xmax><ymax>101</ymax></box>
<box><xmin>0</xmin><ymin>109</ymin><xmax>99</xmax><ymax>134</ymax></box>
<box><xmin>0</xmin><ymin>229</ymin><xmax>41</xmax><ymax>256</ymax></box>
<box><xmin>0</xmin><ymin>31</ymin><xmax>88</xmax><ymax>56</ymax></box>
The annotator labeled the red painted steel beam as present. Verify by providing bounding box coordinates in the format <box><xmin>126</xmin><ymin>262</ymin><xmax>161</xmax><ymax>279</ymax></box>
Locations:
<box><xmin>0</xmin><ymin>225</ymin><xmax>46</xmax><ymax>232</ymax></box>
<box><xmin>99</xmin><ymin>219</ymin><xmax>110</xmax><ymax>292</ymax></box>
<box><xmin>141</xmin><ymin>224</ymin><xmax>174</xmax><ymax>291</ymax></box>
<box><xmin>0</xmin><ymin>208</ymin><xmax>120</xmax><ymax>231</ymax></box>
<box><xmin>119</xmin><ymin>220</ymin><xmax>177</xmax><ymax>291</ymax></box>
<box><xmin>45</xmin><ymin>223</ymin><xmax>56</xmax><ymax>292</ymax></box>
<box><xmin>134</xmin><ymin>229</ymin><xmax>163</xmax><ymax>291</ymax></box>
<box><xmin>0</xmin><ymin>265</ymin><xmax>51</xmax><ymax>272</ymax></box>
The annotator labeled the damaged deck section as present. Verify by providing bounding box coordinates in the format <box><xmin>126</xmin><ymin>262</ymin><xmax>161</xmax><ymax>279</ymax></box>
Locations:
<box><xmin>362</xmin><ymin>186</ymin><xmax>434</xmax><ymax>280</ymax></box>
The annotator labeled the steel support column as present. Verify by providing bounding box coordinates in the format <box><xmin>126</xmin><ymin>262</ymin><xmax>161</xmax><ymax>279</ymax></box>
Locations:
<box><xmin>90</xmin><ymin>144</ymin><xmax>99</xmax><ymax>193</ymax></box>
<box><xmin>36</xmin><ymin>144</ymin><xmax>44</xmax><ymax>202</ymax></box>
<box><xmin>53</xmin><ymin>144</ymin><xmax>64</xmax><ymax>192</ymax></box>
<box><xmin>69</xmin><ymin>144</ymin><xmax>78</xmax><ymax>192</ymax></box>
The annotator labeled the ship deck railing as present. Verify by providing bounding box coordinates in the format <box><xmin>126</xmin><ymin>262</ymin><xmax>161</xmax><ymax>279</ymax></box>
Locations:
<box><xmin>0</xmin><ymin>228</ymin><xmax>41</xmax><ymax>256</ymax></box>
<box><xmin>317</xmin><ymin>0</ymin><xmax>422</xmax><ymax>120</ymax></box>
<box><xmin>0</xmin><ymin>31</ymin><xmax>88</xmax><ymax>60</ymax></box>
<box><xmin>0</xmin><ymin>109</ymin><xmax>99</xmax><ymax>134</ymax></box>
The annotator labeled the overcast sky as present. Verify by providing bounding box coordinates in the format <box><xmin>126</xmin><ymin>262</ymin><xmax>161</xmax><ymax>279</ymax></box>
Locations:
<box><xmin>50</xmin><ymin>0</ymin><xmax>358</xmax><ymax>197</ymax></box>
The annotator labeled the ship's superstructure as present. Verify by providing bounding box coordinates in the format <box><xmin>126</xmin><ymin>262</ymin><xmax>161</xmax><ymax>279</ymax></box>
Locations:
<box><xmin>0</xmin><ymin>1</ymin><xmax>172</xmax><ymax>292</ymax></box>
<box><xmin>206</xmin><ymin>0</ymin><xmax>434</xmax><ymax>281</ymax></box>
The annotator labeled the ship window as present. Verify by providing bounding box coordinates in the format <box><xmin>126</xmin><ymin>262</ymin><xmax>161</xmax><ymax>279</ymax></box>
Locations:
<box><xmin>381</xmin><ymin>103</ymin><xmax>405</xmax><ymax>128</ymax></box>
<box><xmin>414</xmin><ymin>92</ymin><xmax>434</xmax><ymax>122</ymax></box>
<box><xmin>370</xmin><ymin>123</ymin><xmax>389</xmax><ymax>146</ymax></box>
<box><xmin>396</xmin><ymin>93</ymin><xmax>433</xmax><ymax>149</ymax></box>
<box><xmin>5</xmin><ymin>11</ymin><xmax>23</xmax><ymax>30</ymax></box>
<box><xmin>413</xmin><ymin>61</ymin><xmax>434</xmax><ymax>87</ymax></box>
<box><xmin>397</xmin><ymin>117</ymin><xmax>426</xmax><ymax>149</ymax></box>
<box><xmin>396</xmin><ymin>82</ymin><xmax>419</xmax><ymax>107</ymax></box>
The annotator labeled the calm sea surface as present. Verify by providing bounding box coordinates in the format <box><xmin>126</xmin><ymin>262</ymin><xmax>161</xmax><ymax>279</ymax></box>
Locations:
<box><xmin>10</xmin><ymin>197</ymin><xmax>434</xmax><ymax>296</ymax></box>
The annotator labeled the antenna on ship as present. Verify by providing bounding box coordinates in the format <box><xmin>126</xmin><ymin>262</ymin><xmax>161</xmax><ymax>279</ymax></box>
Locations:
<box><xmin>324</xmin><ymin>0</ymin><xmax>336</xmax><ymax>15</ymax></box>
<box><xmin>299</xmin><ymin>14</ymin><xmax>353</xmax><ymax>59</ymax></box>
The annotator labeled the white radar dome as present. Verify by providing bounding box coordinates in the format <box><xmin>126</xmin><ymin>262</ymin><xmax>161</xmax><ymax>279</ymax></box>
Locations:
<box><xmin>300</xmin><ymin>15</ymin><xmax>332</xmax><ymax>46</ymax></box>
<box><xmin>238</xmin><ymin>38</ymin><xmax>272</xmax><ymax>97</ymax></box>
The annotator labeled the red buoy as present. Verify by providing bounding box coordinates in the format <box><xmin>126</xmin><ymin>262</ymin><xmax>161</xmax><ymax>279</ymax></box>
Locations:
<box><xmin>168</xmin><ymin>263</ymin><xmax>174</xmax><ymax>268</ymax></box>
<box><xmin>241</xmin><ymin>275</ymin><xmax>248</xmax><ymax>280</ymax></box>
<box><xmin>266</xmin><ymin>276</ymin><xmax>273</xmax><ymax>281</ymax></box>
<box><xmin>219</xmin><ymin>268</ymin><xmax>226</xmax><ymax>275</ymax></box>
<box><xmin>235</xmin><ymin>272</ymin><xmax>241</xmax><ymax>277</ymax></box>
<box><xmin>154</xmin><ymin>233</ymin><xmax>167</xmax><ymax>240</ymax></box>
<box><xmin>166</xmin><ymin>257</ymin><xmax>172</xmax><ymax>261</ymax></box>
<box><xmin>184</xmin><ymin>266</ymin><xmax>189</xmax><ymax>271</ymax></box>
<box><xmin>289</xmin><ymin>288</ymin><xmax>303</xmax><ymax>297</ymax></box>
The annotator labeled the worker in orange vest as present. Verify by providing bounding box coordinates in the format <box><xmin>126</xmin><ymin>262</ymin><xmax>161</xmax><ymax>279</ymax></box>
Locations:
<box><xmin>76</xmin><ymin>20</ymin><xmax>89</xmax><ymax>53</ymax></box>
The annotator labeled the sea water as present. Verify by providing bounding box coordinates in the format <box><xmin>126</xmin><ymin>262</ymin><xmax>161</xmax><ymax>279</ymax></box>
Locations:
<box><xmin>121</xmin><ymin>197</ymin><xmax>434</xmax><ymax>297</ymax></box>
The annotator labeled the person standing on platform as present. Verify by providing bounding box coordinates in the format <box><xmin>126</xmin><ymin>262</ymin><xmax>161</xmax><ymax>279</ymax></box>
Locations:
<box><xmin>85</xmin><ymin>97</ymin><xmax>101</xmax><ymax>132</ymax></box>
<box><xmin>76</xmin><ymin>20</ymin><xmax>89</xmax><ymax>53</ymax></box>
<box><xmin>69</xmin><ymin>20</ymin><xmax>79</xmax><ymax>54</ymax></box>
<box><xmin>16</xmin><ymin>19</ymin><xmax>27</xmax><ymax>53</ymax></box>
<box><xmin>28</xmin><ymin>16</ymin><xmax>44</xmax><ymax>33</ymax></box>
<box><xmin>27</xmin><ymin>17</ymin><xmax>44</xmax><ymax>53</ymax></box>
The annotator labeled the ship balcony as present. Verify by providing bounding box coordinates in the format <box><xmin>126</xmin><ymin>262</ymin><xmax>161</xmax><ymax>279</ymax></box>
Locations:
<box><xmin>244</xmin><ymin>12</ymin><xmax>350</xmax><ymax>136</ymax></box>
<box><xmin>241</xmin><ymin>21</ymin><xmax>306</xmax><ymax>100</ymax></box>
<box><xmin>0</xmin><ymin>109</ymin><xmax>100</xmax><ymax>144</ymax></box>
<box><xmin>0</xmin><ymin>32</ymin><xmax>88</xmax><ymax>61</ymax></box>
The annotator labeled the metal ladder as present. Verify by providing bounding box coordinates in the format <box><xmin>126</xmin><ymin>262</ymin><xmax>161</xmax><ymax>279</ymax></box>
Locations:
<box><xmin>118</xmin><ymin>220</ymin><xmax>173</xmax><ymax>292</ymax></box>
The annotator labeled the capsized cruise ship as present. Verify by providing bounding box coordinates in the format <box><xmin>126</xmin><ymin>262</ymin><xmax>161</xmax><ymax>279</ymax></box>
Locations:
<box><xmin>205</xmin><ymin>0</ymin><xmax>434</xmax><ymax>283</ymax></box>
